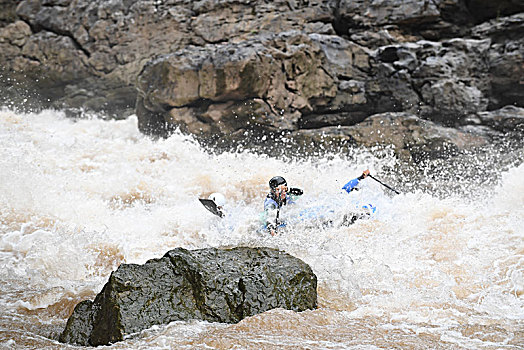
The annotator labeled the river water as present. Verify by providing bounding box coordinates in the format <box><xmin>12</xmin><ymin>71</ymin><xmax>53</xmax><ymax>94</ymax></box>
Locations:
<box><xmin>0</xmin><ymin>108</ymin><xmax>523</xmax><ymax>349</ymax></box>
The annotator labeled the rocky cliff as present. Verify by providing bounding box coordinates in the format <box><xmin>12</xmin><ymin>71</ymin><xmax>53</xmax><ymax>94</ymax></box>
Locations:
<box><xmin>1</xmin><ymin>0</ymin><xmax>523</xmax><ymax>160</ymax></box>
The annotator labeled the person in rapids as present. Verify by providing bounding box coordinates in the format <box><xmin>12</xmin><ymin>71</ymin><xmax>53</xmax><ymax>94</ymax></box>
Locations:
<box><xmin>263</xmin><ymin>170</ymin><xmax>372</xmax><ymax>235</ymax></box>
<box><xmin>263</xmin><ymin>176</ymin><xmax>303</xmax><ymax>236</ymax></box>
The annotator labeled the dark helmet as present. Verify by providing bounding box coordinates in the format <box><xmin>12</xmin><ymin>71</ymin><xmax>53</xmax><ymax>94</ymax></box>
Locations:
<box><xmin>269</xmin><ymin>176</ymin><xmax>287</xmax><ymax>190</ymax></box>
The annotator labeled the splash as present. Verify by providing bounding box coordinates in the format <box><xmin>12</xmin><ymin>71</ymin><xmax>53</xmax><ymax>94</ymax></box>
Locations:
<box><xmin>1</xmin><ymin>108</ymin><xmax>523</xmax><ymax>349</ymax></box>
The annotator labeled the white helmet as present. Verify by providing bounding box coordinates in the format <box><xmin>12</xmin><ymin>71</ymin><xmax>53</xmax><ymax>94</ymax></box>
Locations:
<box><xmin>208</xmin><ymin>192</ymin><xmax>226</xmax><ymax>207</ymax></box>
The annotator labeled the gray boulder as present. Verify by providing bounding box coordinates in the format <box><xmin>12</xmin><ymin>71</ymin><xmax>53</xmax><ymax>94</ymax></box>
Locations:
<box><xmin>59</xmin><ymin>247</ymin><xmax>318</xmax><ymax>346</ymax></box>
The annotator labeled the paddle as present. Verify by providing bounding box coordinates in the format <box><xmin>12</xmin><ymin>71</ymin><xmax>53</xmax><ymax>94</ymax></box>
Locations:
<box><xmin>199</xmin><ymin>198</ymin><xmax>224</xmax><ymax>217</ymax></box>
<box><xmin>274</xmin><ymin>195</ymin><xmax>283</xmax><ymax>231</ymax></box>
<box><xmin>368</xmin><ymin>174</ymin><xmax>400</xmax><ymax>195</ymax></box>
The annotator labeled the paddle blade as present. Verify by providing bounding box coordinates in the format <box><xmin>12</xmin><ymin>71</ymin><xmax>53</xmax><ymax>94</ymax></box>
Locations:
<box><xmin>199</xmin><ymin>198</ymin><xmax>224</xmax><ymax>217</ymax></box>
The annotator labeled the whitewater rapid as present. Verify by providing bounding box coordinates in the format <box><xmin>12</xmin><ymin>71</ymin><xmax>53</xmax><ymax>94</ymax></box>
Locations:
<box><xmin>0</xmin><ymin>109</ymin><xmax>523</xmax><ymax>349</ymax></box>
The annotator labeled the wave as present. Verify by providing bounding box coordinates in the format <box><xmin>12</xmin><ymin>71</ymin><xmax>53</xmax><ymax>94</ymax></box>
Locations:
<box><xmin>1</xmin><ymin>108</ymin><xmax>523</xmax><ymax>349</ymax></box>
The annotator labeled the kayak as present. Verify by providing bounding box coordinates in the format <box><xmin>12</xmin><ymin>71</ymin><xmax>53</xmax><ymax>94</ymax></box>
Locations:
<box><xmin>199</xmin><ymin>196</ymin><xmax>376</xmax><ymax>233</ymax></box>
<box><xmin>262</xmin><ymin>202</ymin><xmax>376</xmax><ymax>230</ymax></box>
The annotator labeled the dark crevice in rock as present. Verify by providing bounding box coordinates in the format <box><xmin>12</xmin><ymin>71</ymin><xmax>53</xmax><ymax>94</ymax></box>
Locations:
<box><xmin>45</xmin><ymin>26</ymin><xmax>90</xmax><ymax>58</ymax></box>
<box><xmin>298</xmin><ymin>109</ymin><xmax>370</xmax><ymax>130</ymax></box>
<box><xmin>202</xmin><ymin>36</ymin><xmax>230</xmax><ymax>45</ymax></box>
<box><xmin>378</xmin><ymin>47</ymin><xmax>399</xmax><ymax>63</ymax></box>
<box><xmin>18</xmin><ymin>15</ymin><xmax>91</xmax><ymax>59</ymax></box>
<box><xmin>337</xmin><ymin>74</ymin><xmax>352</xmax><ymax>81</ymax></box>
<box><xmin>332</xmin><ymin>0</ymin><xmax>345</xmax><ymax>37</ymax></box>
<box><xmin>20</xmin><ymin>19</ymin><xmax>42</xmax><ymax>38</ymax></box>
<box><xmin>409</xmin><ymin>81</ymin><xmax>425</xmax><ymax>111</ymax></box>
<box><xmin>20</xmin><ymin>53</ymin><xmax>41</xmax><ymax>64</ymax></box>
<box><xmin>438</xmin><ymin>0</ymin><xmax>474</xmax><ymax>27</ymax></box>
<box><xmin>465</xmin><ymin>0</ymin><xmax>524</xmax><ymax>24</ymax></box>
<box><xmin>332</xmin><ymin>0</ymin><xmax>368</xmax><ymax>37</ymax></box>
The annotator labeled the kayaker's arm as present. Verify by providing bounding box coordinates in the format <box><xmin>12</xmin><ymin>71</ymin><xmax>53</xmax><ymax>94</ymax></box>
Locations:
<box><xmin>264</xmin><ymin>198</ymin><xmax>279</xmax><ymax>236</ymax></box>
<box><xmin>342</xmin><ymin>169</ymin><xmax>370</xmax><ymax>193</ymax></box>
<box><xmin>265</xmin><ymin>208</ymin><xmax>279</xmax><ymax>236</ymax></box>
<box><xmin>287</xmin><ymin>187</ymin><xmax>303</xmax><ymax>203</ymax></box>
<box><xmin>288</xmin><ymin>187</ymin><xmax>303</xmax><ymax>196</ymax></box>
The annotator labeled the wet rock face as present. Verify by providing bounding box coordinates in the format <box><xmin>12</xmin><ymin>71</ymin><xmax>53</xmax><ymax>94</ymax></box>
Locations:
<box><xmin>136</xmin><ymin>33</ymin><xmax>338</xmax><ymax>135</ymax></box>
<box><xmin>1</xmin><ymin>0</ymin><xmax>523</xmax><ymax>158</ymax></box>
<box><xmin>59</xmin><ymin>247</ymin><xmax>318</xmax><ymax>346</ymax></box>
<box><xmin>132</xmin><ymin>2</ymin><xmax>523</xmax><ymax>160</ymax></box>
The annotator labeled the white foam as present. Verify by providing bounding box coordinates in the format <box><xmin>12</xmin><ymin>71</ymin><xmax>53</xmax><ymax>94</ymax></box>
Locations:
<box><xmin>1</xmin><ymin>108</ymin><xmax>523</xmax><ymax>347</ymax></box>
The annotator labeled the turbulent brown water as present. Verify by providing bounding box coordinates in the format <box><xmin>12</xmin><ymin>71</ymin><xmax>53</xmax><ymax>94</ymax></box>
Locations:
<box><xmin>1</xmin><ymin>109</ymin><xmax>523</xmax><ymax>349</ymax></box>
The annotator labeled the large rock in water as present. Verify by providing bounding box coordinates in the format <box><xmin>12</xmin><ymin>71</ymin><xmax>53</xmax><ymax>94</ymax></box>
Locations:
<box><xmin>59</xmin><ymin>247</ymin><xmax>317</xmax><ymax>346</ymax></box>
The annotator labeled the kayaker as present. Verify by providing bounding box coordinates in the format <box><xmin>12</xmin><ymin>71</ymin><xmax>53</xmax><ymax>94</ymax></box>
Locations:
<box><xmin>263</xmin><ymin>176</ymin><xmax>303</xmax><ymax>236</ymax></box>
<box><xmin>263</xmin><ymin>170</ymin><xmax>371</xmax><ymax>235</ymax></box>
